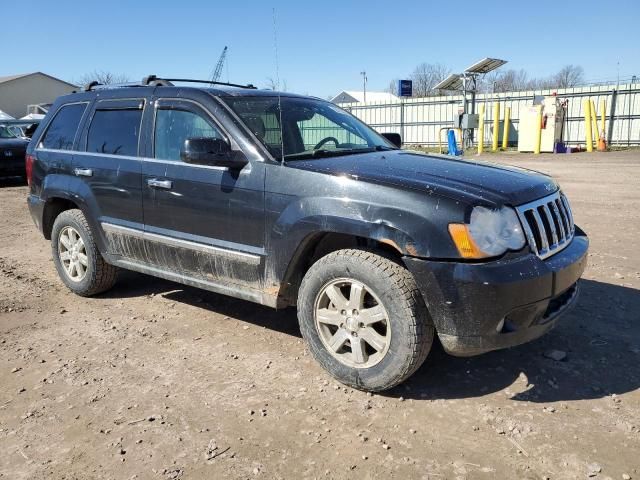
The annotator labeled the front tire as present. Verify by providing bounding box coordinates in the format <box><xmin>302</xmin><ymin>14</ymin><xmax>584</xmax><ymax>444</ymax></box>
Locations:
<box><xmin>51</xmin><ymin>209</ymin><xmax>118</xmax><ymax>296</ymax></box>
<box><xmin>297</xmin><ymin>249</ymin><xmax>434</xmax><ymax>392</ymax></box>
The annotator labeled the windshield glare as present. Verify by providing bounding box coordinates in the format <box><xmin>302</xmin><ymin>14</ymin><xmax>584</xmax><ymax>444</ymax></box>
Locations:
<box><xmin>222</xmin><ymin>96</ymin><xmax>394</xmax><ymax>160</ymax></box>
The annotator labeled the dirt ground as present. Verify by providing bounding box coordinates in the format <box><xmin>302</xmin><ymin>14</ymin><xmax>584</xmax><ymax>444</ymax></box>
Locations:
<box><xmin>1</xmin><ymin>151</ymin><xmax>638</xmax><ymax>480</ymax></box>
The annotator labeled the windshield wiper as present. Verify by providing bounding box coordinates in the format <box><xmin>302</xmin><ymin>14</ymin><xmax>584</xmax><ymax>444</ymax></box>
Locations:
<box><xmin>285</xmin><ymin>145</ymin><xmax>395</xmax><ymax>161</ymax></box>
<box><xmin>373</xmin><ymin>145</ymin><xmax>397</xmax><ymax>151</ymax></box>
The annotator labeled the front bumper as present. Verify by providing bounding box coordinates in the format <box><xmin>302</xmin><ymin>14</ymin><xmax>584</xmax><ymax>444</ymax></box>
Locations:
<box><xmin>404</xmin><ymin>228</ymin><xmax>589</xmax><ymax>356</ymax></box>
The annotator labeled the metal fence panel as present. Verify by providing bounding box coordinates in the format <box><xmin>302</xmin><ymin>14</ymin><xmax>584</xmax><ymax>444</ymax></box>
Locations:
<box><xmin>340</xmin><ymin>83</ymin><xmax>640</xmax><ymax>147</ymax></box>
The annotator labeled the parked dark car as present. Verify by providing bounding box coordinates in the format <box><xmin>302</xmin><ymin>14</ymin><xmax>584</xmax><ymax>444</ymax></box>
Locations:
<box><xmin>0</xmin><ymin>125</ymin><xmax>29</xmax><ymax>178</ymax></box>
<box><xmin>25</xmin><ymin>76</ymin><xmax>588</xmax><ymax>391</ymax></box>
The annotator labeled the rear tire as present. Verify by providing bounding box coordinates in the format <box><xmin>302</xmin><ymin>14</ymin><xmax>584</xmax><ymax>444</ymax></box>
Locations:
<box><xmin>297</xmin><ymin>249</ymin><xmax>434</xmax><ymax>392</ymax></box>
<box><xmin>51</xmin><ymin>209</ymin><xmax>118</xmax><ymax>296</ymax></box>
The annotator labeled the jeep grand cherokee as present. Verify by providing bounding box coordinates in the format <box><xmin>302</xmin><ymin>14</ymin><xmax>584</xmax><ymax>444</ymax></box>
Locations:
<box><xmin>26</xmin><ymin>76</ymin><xmax>588</xmax><ymax>391</ymax></box>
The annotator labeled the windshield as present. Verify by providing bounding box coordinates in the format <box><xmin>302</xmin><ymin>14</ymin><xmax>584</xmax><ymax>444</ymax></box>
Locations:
<box><xmin>0</xmin><ymin>126</ymin><xmax>19</xmax><ymax>139</ymax></box>
<box><xmin>222</xmin><ymin>96</ymin><xmax>396</xmax><ymax>160</ymax></box>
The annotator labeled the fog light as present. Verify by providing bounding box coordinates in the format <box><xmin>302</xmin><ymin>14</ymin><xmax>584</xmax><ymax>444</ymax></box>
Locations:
<box><xmin>496</xmin><ymin>318</ymin><xmax>505</xmax><ymax>333</ymax></box>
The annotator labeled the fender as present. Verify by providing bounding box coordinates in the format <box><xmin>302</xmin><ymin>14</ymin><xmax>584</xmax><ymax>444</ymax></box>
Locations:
<box><xmin>265</xmin><ymin>194</ymin><xmax>458</xmax><ymax>287</ymax></box>
<box><xmin>40</xmin><ymin>173</ymin><xmax>110</xmax><ymax>253</ymax></box>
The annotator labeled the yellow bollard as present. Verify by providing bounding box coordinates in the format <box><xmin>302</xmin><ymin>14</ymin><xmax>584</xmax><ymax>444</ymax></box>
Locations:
<box><xmin>534</xmin><ymin>105</ymin><xmax>542</xmax><ymax>155</ymax></box>
<box><xmin>590</xmin><ymin>99</ymin><xmax>599</xmax><ymax>145</ymax></box>
<box><xmin>492</xmin><ymin>101</ymin><xmax>500</xmax><ymax>152</ymax></box>
<box><xmin>584</xmin><ymin>99</ymin><xmax>593</xmax><ymax>152</ymax></box>
<box><xmin>597</xmin><ymin>98</ymin><xmax>608</xmax><ymax>151</ymax></box>
<box><xmin>502</xmin><ymin>106</ymin><xmax>510</xmax><ymax>150</ymax></box>
<box><xmin>478</xmin><ymin>104</ymin><xmax>485</xmax><ymax>154</ymax></box>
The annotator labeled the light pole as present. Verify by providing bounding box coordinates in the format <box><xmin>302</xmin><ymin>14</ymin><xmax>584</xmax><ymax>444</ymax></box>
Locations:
<box><xmin>360</xmin><ymin>71</ymin><xmax>367</xmax><ymax>103</ymax></box>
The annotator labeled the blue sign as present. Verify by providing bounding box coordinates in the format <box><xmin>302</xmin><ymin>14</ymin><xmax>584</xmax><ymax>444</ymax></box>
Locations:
<box><xmin>397</xmin><ymin>79</ymin><xmax>412</xmax><ymax>97</ymax></box>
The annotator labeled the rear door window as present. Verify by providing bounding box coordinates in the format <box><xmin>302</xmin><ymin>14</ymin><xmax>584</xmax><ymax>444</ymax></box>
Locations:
<box><xmin>40</xmin><ymin>103</ymin><xmax>87</xmax><ymax>150</ymax></box>
<box><xmin>87</xmin><ymin>108</ymin><xmax>143</xmax><ymax>156</ymax></box>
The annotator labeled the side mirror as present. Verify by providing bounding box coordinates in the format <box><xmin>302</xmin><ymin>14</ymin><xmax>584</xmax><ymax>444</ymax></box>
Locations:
<box><xmin>382</xmin><ymin>132</ymin><xmax>402</xmax><ymax>148</ymax></box>
<box><xmin>181</xmin><ymin>137</ymin><xmax>248</xmax><ymax>169</ymax></box>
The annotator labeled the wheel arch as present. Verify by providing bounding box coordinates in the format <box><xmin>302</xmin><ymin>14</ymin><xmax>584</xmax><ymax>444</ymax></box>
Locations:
<box><xmin>275</xmin><ymin>230</ymin><xmax>405</xmax><ymax>307</ymax></box>
<box><xmin>40</xmin><ymin>175</ymin><xmax>108</xmax><ymax>252</ymax></box>
<box><xmin>42</xmin><ymin>197</ymin><xmax>79</xmax><ymax>240</ymax></box>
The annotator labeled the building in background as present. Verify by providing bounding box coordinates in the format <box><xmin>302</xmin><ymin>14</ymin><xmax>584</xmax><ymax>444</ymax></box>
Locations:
<box><xmin>331</xmin><ymin>90</ymin><xmax>398</xmax><ymax>104</ymax></box>
<box><xmin>0</xmin><ymin>72</ymin><xmax>77</xmax><ymax>119</ymax></box>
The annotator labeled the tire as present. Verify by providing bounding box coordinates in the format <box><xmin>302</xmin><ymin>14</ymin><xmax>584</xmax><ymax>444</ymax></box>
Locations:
<box><xmin>297</xmin><ymin>249</ymin><xmax>434</xmax><ymax>392</ymax></box>
<box><xmin>51</xmin><ymin>209</ymin><xmax>118</xmax><ymax>296</ymax></box>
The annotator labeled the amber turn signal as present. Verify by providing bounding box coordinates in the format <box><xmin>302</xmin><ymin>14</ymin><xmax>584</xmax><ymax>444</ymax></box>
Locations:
<box><xmin>448</xmin><ymin>224</ymin><xmax>487</xmax><ymax>259</ymax></box>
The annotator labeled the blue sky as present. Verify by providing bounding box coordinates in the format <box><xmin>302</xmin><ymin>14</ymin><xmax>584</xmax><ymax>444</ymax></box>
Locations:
<box><xmin>5</xmin><ymin>0</ymin><xmax>639</xmax><ymax>97</ymax></box>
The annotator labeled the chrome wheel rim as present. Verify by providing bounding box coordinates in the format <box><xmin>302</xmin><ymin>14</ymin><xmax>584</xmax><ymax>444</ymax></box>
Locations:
<box><xmin>58</xmin><ymin>226</ymin><xmax>88</xmax><ymax>282</ymax></box>
<box><xmin>314</xmin><ymin>278</ymin><xmax>391</xmax><ymax>369</ymax></box>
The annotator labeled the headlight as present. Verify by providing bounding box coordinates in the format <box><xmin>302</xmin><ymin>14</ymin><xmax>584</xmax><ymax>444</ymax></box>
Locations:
<box><xmin>449</xmin><ymin>206</ymin><xmax>526</xmax><ymax>259</ymax></box>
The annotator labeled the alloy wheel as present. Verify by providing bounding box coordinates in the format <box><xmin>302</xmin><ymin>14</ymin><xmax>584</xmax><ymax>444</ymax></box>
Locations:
<box><xmin>314</xmin><ymin>278</ymin><xmax>391</xmax><ymax>368</ymax></box>
<box><xmin>58</xmin><ymin>226</ymin><xmax>88</xmax><ymax>282</ymax></box>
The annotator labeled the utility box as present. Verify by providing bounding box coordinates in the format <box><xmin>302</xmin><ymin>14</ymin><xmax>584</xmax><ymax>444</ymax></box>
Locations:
<box><xmin>452</xmin><ymin>113</ymin><xmax>479</xmax><ymax>129</ymax></box>
<box><xmin>518</xmin><ymin>97</ymin><xmax>566</xmax><ymax>152</ymax></box>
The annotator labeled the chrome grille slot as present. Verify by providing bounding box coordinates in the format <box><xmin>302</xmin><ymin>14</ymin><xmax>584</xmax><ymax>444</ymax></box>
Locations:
<box><xmin>516</xmin><ymin>191</ymin><xmax>575</xmax><ymax>259</ymax></box>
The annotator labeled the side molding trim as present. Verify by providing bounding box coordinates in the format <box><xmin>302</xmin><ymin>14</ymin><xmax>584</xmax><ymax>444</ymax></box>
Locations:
<box><xmin>101</xmin><ymin>222</ymin><xmax>261</xmax><ymax>265</ymax></box>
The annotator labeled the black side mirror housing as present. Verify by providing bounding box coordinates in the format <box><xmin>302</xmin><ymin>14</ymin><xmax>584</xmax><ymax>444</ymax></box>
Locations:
<box><xmin>382</xmin><ymin>132</ymin><xmax>402</xmax><ymax>148</ymax></box>
<box><xmin>181</xmin><ymin>137</ymin><xmax>248</xmax><ymax>169</ymax></box>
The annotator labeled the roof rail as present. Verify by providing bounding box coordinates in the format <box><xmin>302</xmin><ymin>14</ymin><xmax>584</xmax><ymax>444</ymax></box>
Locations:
<box><xmin>142</xmin><ymin>75</ymin><xmax>256</xmax><ymax>89</ymax></box>
<box><xmin>140</xmin><ymin>75</ymin><xmax>174</xmax><ymax>87</ymax></box>
<box><xmin>83</xmin><ymin>75</ymin><xmax>256</xmax><ymax>92</ymax></box>
<box><xmin>83</xmin><ymin>81</ymin><xmax>101</xmax><ymax>91</ymax></box>
<box><xmin>83</xmin><ymin>80</ymin><xmax>148</xmax><ymax>92</ymax></box>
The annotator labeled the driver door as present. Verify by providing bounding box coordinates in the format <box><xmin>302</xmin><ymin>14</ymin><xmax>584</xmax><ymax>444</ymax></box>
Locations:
<box><xmin>140</xmin><ymin>97</ymin><xmax>266</xmax><ymax>289</ymax></box>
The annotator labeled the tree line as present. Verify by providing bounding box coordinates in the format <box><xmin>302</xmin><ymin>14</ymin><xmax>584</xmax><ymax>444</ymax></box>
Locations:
<box><xmin>387</xmin><ymin>64</ymin><xmax>585</xmax><ymax>96</ymax></box>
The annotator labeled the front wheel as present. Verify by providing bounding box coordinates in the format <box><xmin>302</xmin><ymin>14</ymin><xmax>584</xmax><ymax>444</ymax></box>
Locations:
<box><xmin>297</xmin><ymin>249</ymin><xmax>434</xmax><ymax>392</ymax></box>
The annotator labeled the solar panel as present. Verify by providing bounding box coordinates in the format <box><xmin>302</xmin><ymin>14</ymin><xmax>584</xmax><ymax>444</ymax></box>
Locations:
<box><xmin>433</xmin><ymin>74</ymin><xmax>464</xmax><ymax>91</ymax></box>
<box><xmin>464</xmin><ymin>58</ymin><xmax>508</xmax><ymax>74</ymax></box>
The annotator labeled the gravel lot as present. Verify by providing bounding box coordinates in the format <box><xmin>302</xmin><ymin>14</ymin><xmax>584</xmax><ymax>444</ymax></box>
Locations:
<box><xmin>1</xmin><ymin>151</ymin><xmax>638</xmax><ymax>480</ymax></box>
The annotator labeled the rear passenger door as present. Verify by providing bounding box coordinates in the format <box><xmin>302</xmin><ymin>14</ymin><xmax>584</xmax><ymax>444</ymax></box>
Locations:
<box><xmin>75</xmin><ymin>98</ymin><xmax>147</xmax><ymax>258</ymax></box>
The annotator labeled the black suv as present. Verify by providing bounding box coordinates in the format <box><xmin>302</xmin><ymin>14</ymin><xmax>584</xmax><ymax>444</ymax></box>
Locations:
<box><xmin>26</xmin><ymin>76</ymin><xmax>588</xmax><ymax>391</ymax></box>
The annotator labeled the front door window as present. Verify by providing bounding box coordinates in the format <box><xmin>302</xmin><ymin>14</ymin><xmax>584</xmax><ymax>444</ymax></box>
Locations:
<box><xmin>154</xmin><ymin>108</ymin><xmax>224</xmax><ymax>161</ymax></box>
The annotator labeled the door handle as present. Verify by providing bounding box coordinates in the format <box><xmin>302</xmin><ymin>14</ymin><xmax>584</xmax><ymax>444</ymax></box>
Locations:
<box><xmin>74</xmin><ymin>168</ymin><xmax>93</xmax><ymax>177</ymax></box>
<box><xmin>147</xmin><ymin>178</ymin><xmax>173</xmax><ymax>189</ymax></box>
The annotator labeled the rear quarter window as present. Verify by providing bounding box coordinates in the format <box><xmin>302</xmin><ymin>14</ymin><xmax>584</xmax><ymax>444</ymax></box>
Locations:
<box><xmin>86</xmin><ymin>109</ymin><xmax>143</xmax><ymax>157</ymax></box>
<box><xmin>40</xmin><ymin>103</ymin><xmax>87</xmax><ymax>150</ymax></box>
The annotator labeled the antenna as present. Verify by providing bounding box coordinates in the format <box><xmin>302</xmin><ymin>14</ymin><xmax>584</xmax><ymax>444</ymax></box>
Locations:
<box><xmin>272</xmin><ymin>9</ymin><xmax>281</xmax><ymax>90</ymax></box>
<box><xmin>272</xmin><ymin>7</ymin><xmax>285</xmax><ymax>163</ymax></box>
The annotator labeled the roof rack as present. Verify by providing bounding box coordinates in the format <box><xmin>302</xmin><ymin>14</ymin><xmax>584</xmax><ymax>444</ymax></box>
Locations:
<box><xmin>83</xmin><ymin>75</ymin><xmax>256</xmax><ymax>92</ymax></box>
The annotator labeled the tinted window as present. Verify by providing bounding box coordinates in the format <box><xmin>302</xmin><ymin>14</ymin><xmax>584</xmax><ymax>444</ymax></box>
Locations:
<box><xmin>154</xmin><ymin>108</ymin><xmax>223</xmax><ymax>161</ymax></box>
<box><xmin>87</xmin><ymin>109</ymin><xmax>142</xmax><ymax>156</ymax></box>
<box><xmin>41</xmin><ymin>103</ymin><xmax>87</xmax><ymax>150</ymax></box>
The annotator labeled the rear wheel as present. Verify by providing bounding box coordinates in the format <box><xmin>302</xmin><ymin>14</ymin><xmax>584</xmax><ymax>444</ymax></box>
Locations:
<box><xmin>51</xmin><ymin>209</ymin><xmax>118</xmax><ymax>296</ymax></box>
<box><xmin>297</xmin><ymin>249</ymin><xmax>434</xmax><ymax>392</ymax></box>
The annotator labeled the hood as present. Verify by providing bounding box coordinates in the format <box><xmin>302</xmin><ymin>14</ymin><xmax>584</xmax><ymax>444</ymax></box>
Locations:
<box><xmin>287</xmin><ymin>150</ymin><xmax>558</xmax><ymax>206</ymax></box>
<box><xmin>0</xmin><ymin>138</ymin><xmax>29</xmax><ymax>150</ymax></box>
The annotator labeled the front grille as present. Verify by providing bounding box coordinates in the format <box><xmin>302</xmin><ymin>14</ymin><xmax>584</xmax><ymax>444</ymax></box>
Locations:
<box><xmin>516</xmin><ymin>191</ymin><xmax>575</xmax><ymax>259</ymax></box>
